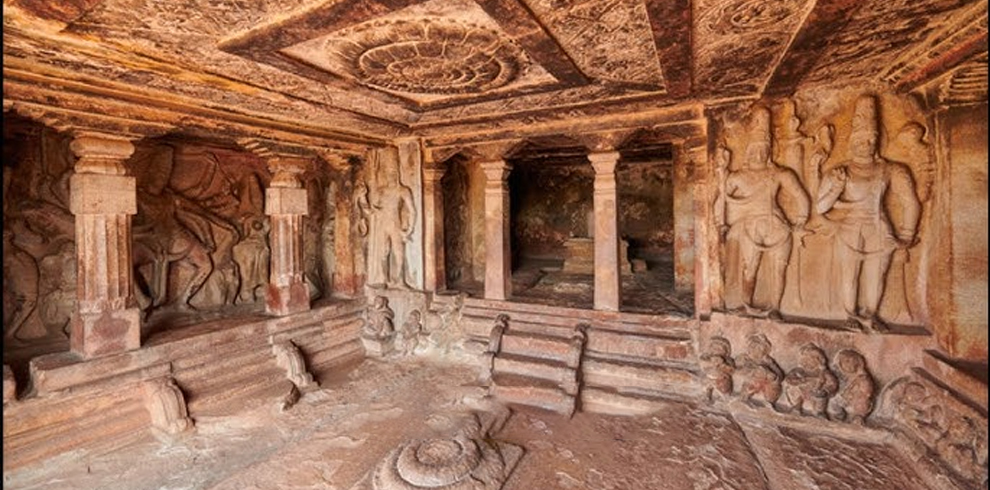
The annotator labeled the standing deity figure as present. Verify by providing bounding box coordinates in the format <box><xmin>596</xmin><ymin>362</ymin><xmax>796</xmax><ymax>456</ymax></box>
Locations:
<box><xmin>734</xmin><ymin>333</ymin><xmax>783</xmax><ymax>407</ymax></box>
<box><xmin>369</xmin><ymin>159</ymin><xmax>415</xmax><ymax>288</ymax></box>
<box><xmin>700</xmin><ymin>336</ymin><xmax>735</xmax><ymax>404</ymax></box>
<box><xmin>816</xmin><ymin>95</ymin><xmax>921</xmax><ymax>332</ymax></box>
<box><xmin>780</xmin><ymin>343</ymin><xmax>839</xmax><ymax>417</ymax></box>
<box><xmin>718</xmin><ymin>107</ymin><xmax>810</xmax><ymax>319</ymax></box>
<box><xmin>232</xmin><ymin>217</ymin><xmax>270</xmax><ymax>304</ymax></box>
<box><xmin>828</xmin><ymin>349</ymin><xmax>875</xmax><ymax>424</ymax></box>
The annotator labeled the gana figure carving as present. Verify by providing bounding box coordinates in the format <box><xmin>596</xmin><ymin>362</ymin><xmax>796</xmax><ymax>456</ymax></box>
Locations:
<box><xmin>816</xmin><ymin>95</ymin><xmax>921</xmax><ymax>332</ymax></box>
<box><xmin>828</xmin><ymin>349</ymin><xmax>875</xmax><ymax>424</ymax></box>
<box><xmin>734</xmin><ymin>333</ymin><xmax>783</xmax><ymax>407</ymax></box>
<box><xmin>718</xmin><ymin>107</ymin><xmax>810</xmax><ymax>319</ymax></box>
<box><xmin>700</xmin><ymin>336</ymin><xmax>735</xmax><ymax>404</ymax></box>
<box><xmin>779</xmin><ymin>343</ymin><xmax>838</xmax><ymax>417</ymax></box>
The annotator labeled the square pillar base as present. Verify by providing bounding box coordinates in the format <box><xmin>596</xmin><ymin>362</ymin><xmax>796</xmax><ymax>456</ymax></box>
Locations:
<box><xmin>70</xmin><ymin>307</ymin><xmax>141</xmax><ymax>359</ymax></box>
<box><xmin>265</xmin><ymin>282</ymin><xmax>311</xmax><ymax>316</ymax></box>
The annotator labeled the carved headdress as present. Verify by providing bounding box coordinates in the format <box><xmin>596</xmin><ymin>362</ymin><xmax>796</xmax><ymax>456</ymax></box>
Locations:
<box><xmin>749</xmin><ymin>106</ymin><xmax>773</xmax><ymax>147</ymax></box>
<box><xmin>851</xmin><ymin>95</ymin><xmax>879</xmax><ymax>137</ymax></box>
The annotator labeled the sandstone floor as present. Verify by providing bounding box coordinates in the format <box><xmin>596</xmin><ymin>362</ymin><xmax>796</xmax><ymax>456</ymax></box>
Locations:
<box><xmin>3</xmin><ymin>358</ymin><xmax>930</xmax><ymax>490</ymax></box>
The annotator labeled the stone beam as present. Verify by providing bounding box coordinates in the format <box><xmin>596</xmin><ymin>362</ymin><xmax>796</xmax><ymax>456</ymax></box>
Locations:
<box><xmin>763</xmin><ymin>0</ymin><xmax>863</xmax><ymax>97</ymax></box>
<box><xmin>472</xmin><ymin>0</ymin><xmax>588</xmax><ymax>86</ymax></box>
<box><xmin>645</xmin><ymin>0</ymin><xmax>693</xmax><ymax>98</ymax></box>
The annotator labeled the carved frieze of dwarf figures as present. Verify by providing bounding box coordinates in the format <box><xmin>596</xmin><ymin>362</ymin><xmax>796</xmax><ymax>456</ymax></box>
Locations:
<box><xmin>779</xmin><ymin>343</ymin><xmax>838</xmax><ymax>417</ymax></box>
<box><xmin>827</xmin><ymin>349</ymin><xmax>876</xmax><ymax>424</ymax></box>
<box><xmin>272</xmin><ymin>340</ymin><xmax>317</xmax><ymax>391</ymax></box>
<box><xmin>143</xmin><ymin>376</ymin><xmax>194</xmax><ymax>437</ymax></box>
<box><xmin>733</xmin><ymin>333</ymin><xmax>783</xmax><ymax>407</ymax></box>
<box><xmin>700</xmin><ymin>336</ymin><xmax>735</xmax><ymax>404</ymax></box>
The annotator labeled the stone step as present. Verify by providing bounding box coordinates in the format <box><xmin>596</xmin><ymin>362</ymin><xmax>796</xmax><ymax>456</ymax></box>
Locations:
<box><xmin>462</xmin><ymin>298</ymin><xmax>694</xmax><ymax>332</ymax></box>
<box><xmin>491</xmin><ymin>374</ymin><xmax>576</xmax><ymax>416</ymax></box>
<box><xmin>585</xmin><ymin>329</ymin><xmax>696</xmax><ymax>364</ymax></box>
<box><xmin>493</xmin><ymin>354</ymin><xmax>578</xmax><ymax>395</ymax></box>
<box><xmin>582</xmin><ymin>358</ymin><xmax>699</xmax><ymax>397</ymax></box>
<box><xmin>3</xmin><ymin>391</ymin><xmax>149</xmax><ymax>470</ymax></box>
<box><xmin>500</xmin><ymin>332</ymin><xmax>580</xmax><ymax>366</ymax></box>
<box><xmin>579</xmin><ymin>386</ymin><xmax>687</xmax><ymax>417</ymax></box>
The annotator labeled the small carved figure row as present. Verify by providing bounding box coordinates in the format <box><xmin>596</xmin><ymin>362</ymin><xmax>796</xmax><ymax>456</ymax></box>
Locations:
<box><xmin>701</xmin><ymin>333</ymin><xmax>875</xmax><ymax>424</ymax></box>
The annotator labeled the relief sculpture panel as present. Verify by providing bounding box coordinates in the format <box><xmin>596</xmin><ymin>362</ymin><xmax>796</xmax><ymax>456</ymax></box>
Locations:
<box><xmin>364</xmin><ymin>144</ymin><xmax>423</xmax><ymax>290</ymax></box>
<box><xmin>715</xmin><ymin>89</ymin><xmax>932</xmax><ymax>331</ymax></box>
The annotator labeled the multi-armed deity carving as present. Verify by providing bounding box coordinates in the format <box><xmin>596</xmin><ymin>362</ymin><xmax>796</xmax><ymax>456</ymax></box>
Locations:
<box><xmin>716</xmin><ymin>93</ymin><xmax>927</xmax><ymax>331</ymax></box>
<box><xmin>703</xmin><ymin>335</ymin><xmax>878</xmax><ymax>424</ymax></box>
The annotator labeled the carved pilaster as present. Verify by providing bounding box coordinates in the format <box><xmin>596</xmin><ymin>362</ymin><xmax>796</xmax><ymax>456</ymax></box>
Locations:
<box><xmin>589</xmin><ymin>151</ymin><xmax>621</xmax><ymax>311</ymax></box>
<box><xmin>423</xmin><ymin>162</ymin><xmax>447</xmax><ymax>292</ymax></box>
<box><xmin>68</xmin><ymin>132</ymin><xmax>141</xmax><ymax>359</ymax></box>
<box><xmin>265</xmin><ymin>156</ymin><xmax>311</xmax><ymax>316</ymax></box>
<box><xmin>480</xmin><ymin>160</ymin><xmax>512</xmax><ymax>301</ymax></box>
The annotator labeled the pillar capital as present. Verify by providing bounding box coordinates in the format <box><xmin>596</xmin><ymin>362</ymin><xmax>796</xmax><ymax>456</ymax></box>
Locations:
<box><xmin>423</xmin><ymin>164</ymin><xmax>447</xmax><ymax>182</ymax></box>
<box><xmin>267</xmin><ymin>156</ymin><xmax>310</xmax><ymax>188</ymax></box>
<box><xmin>480</xmin><ymin>160</ymin><xmax>512</xmax><ymax>184</ymax></box>
<box><xmin>69</xmin><ymin>133</ymin><xmax>136</xmax><ymax>175</ymax></box>
<box><xmin>588</xmin><ymin>151</ymin><xmax>621</xmax><ymax>174</ymax></box>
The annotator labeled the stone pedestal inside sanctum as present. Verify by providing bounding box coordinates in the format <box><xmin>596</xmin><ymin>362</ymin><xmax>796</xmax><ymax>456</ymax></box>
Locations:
<box><xmin>561</xmin><ymin>237</ymin><xmax>632</xmax><ymax>275</ymax></box>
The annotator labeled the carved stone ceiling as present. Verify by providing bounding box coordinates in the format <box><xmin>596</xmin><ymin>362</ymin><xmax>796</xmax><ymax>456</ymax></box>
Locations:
<box><xmin>2</xmin><ymin>0</ymin><xmax>987</xmax><ymax>146</ymax></box>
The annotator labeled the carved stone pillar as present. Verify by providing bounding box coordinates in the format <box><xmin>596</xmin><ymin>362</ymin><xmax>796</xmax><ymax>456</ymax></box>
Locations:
<box><xmin>481</xmin><ymin>160</ymin><xmax>512</xmax><ymax>301</ymax></box>
<box><xmin>68</xmin><ymin>133</ymin><xmax>141</xmax><ymax>358</ymax></box>
<box><xmin>590</xmin><ymin>151</ymin><xmax>621</xmax><ymax>311</ymax></box>
<box><xmin>265</xmin><ymin>157</ymin><xmax>311</xmax><ymax>316</ymax></box>
<box><xmin>423</xmin><ymin>163</ymin><xmax>447</xmax><ymax>292</ymax></box>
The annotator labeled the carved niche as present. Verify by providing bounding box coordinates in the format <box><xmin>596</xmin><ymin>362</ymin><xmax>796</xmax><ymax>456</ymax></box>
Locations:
<box><xmin>715</xmin><ymin>90</ymin><xmax>931</xmax><ymax>331</ymax></box>
<box><xmin>128</xmin><ymin>144</ymin><xmax>267</xmax><ymax>313</ymax></box>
